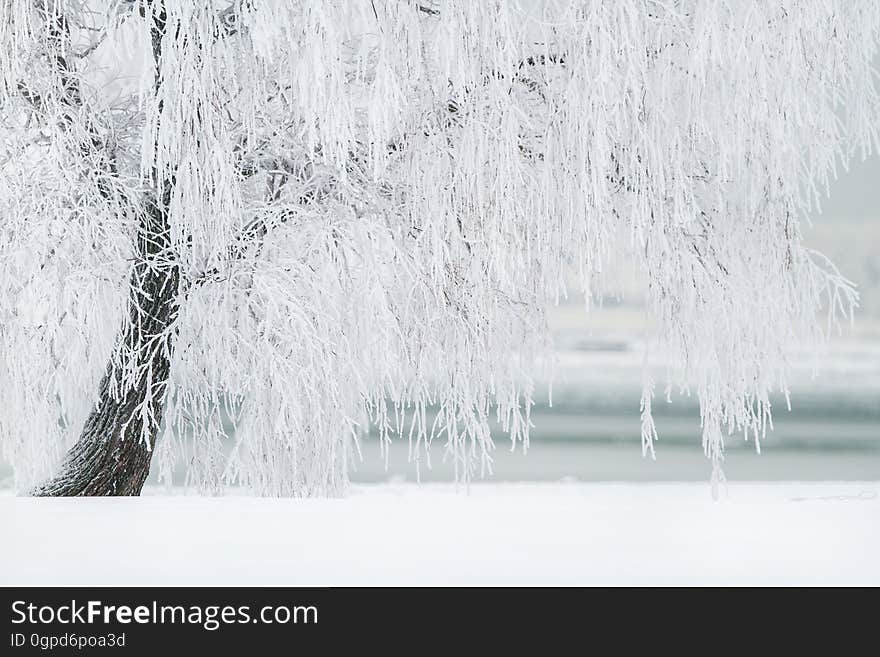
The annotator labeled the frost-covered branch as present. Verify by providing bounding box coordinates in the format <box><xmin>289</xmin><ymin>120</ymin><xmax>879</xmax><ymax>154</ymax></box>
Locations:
<box><xmin>1</xmin><ymin>0</ymin><xmax>878</xmax><ymax>496</ymax></box>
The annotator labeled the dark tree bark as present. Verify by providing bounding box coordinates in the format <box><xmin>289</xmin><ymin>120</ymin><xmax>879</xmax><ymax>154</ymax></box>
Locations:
<box><xmin>33</xmin><ymin>197</ymin><xmax>180</xmax><ymax>496</ymax></box>
<box><xmin>33</xmin><ymin>1</ymin><xmax>177</xmax><ymax>496</ymax></box>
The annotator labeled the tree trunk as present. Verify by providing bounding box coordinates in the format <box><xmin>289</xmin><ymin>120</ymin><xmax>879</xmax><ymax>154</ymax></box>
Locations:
<box><xmin>33</xmin><ymin>199</ymin><xmax>179</xmax><ymax>496</ymax></box>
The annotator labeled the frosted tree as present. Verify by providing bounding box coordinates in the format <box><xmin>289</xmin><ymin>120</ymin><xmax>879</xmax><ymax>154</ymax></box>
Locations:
<box><xmin>0</xmin><ymin>0</ymin><xmax>877</xmax><ymax>497</ymax></box>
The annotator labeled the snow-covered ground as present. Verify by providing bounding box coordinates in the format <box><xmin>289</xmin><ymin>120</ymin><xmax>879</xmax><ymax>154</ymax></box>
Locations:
<box><xmin>2</xmin><ymin>482</ymin><xmax>878</xmax><ymax>586</ymax></box>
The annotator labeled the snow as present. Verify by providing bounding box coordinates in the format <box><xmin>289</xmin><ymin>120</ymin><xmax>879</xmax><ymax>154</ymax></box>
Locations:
<box><xmin>2</xmin><ymin>482</ymin><xmax>878</xmax><ymax>586</ymax></box>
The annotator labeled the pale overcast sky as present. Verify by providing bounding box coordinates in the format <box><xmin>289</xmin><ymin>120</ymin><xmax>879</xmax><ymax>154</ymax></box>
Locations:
<box><xmin>819</xmin><ymin>152</ymin><xmax>880</xmax><ymax>222</ymax></box>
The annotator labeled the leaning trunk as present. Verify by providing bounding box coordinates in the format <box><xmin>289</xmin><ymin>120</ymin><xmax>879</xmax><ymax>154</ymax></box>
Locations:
<box><xmin>33</xmin><ymin>199</ymin><xmax>179</xmax><ymax>496</ymax></box>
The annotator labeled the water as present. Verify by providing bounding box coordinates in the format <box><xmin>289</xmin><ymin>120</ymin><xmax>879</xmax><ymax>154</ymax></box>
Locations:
<box><xmin>348</xmin><ymin>382</ymin><xmax>880</xmax><ymax>483</ymax></box>
<box><xmin>2</xmin><ymin>340</ymin><xmax>877</xmax><ymax>489</ymax></box>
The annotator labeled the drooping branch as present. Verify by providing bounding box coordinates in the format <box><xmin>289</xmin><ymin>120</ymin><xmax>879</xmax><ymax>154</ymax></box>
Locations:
<box><xmin>15</xmin><ymin>1</ymin><xmax>122</xmax><ymax>199</ymax></box>
<box><xmin>3</xmin><ymin>0</ymin><xmax>874</xmax><ymax>497</ymax></box>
